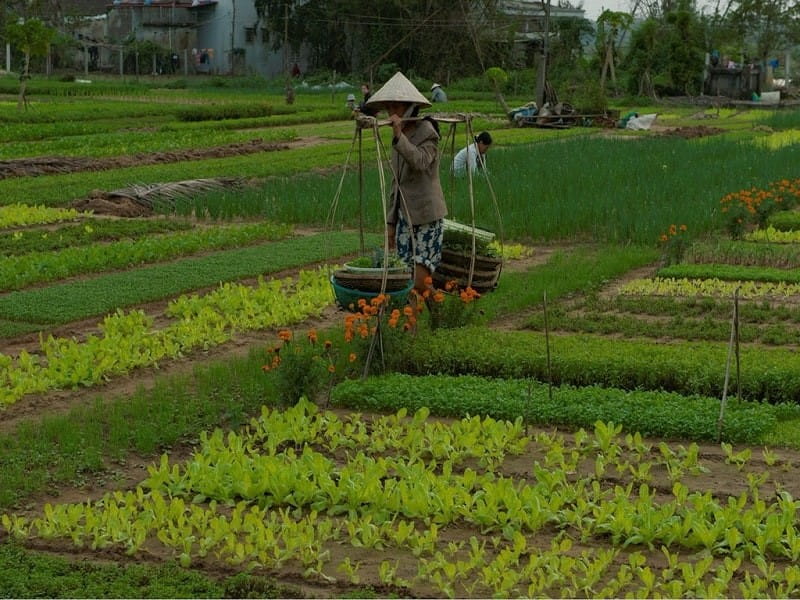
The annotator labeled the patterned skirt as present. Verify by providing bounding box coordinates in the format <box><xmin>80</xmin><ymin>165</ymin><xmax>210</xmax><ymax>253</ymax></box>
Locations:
<box><xmin>396</xmin><ymin>213</ymin><xmax>444</xmax><ymax>272</ymax></box>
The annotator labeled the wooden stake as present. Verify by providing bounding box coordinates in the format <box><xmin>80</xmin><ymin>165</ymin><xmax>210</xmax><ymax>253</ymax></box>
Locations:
<box><xmin>734</xmin><ymin>288</ymin><xmax>741</xmax><ymax>402</ymax></box>
<box><xmin>544</xmin><ymin>290</ymin><xmax>553</xmax><ymax>403</ymax></box>
<box><xmin>717</xmin><ymin>288</ymin><xmax>739</xmax><ymax>442</ymax></box>
<box><xmin>357</xmin><ymin>127</ymin><xmax>364</xmax><ymax>254</ymax></box>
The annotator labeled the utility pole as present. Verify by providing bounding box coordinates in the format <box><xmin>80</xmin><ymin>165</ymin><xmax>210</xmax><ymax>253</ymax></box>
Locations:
<box><xmin>283</xmin><ymin>2</ymin><xmax>294</xmax><ymax>104</ymax></box>
<box><xmin>535</xmin><ymin>0</ymin><xmax>551</xmax><ymax>108</ymax></box>
<box><xmin>283</xmin><ymin>2</ymin><xmax>289</xmax><ymax>75</ymax></box>
<box><xmin>230</xmin><ymin>0</ymin><xmax>236</xmax><ymax>74</ymax></box>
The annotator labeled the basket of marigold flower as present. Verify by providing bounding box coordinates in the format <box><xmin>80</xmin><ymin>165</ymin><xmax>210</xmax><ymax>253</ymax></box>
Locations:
<box><xmin>330</xmin><ymin>275</ymin><xmax>413</xmax><ymax>312</ymax></box>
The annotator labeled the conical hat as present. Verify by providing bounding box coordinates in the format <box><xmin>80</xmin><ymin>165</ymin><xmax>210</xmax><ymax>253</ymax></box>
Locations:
<box><xmin>365</xmin><ymin>72</ymin><xmax>431</xmax><ymax>110</ymax></box>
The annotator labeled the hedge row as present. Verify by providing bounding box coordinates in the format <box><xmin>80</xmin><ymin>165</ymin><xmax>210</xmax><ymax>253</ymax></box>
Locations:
<box><xmin>396</xmin><ymin>327</ymin><xmax>800</xmax><ymax>404</ymax></box>
<box><xmin>331</xmin><ymin>374</ymin><xmax>786</xmax><ymax>443</ymax></box>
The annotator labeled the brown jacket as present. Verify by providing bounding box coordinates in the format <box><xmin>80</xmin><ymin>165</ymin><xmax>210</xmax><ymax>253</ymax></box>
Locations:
<box><xmin>386</xmin><ymin>118</ymin><xmax>447</xmax><ymax>226</ymax></box>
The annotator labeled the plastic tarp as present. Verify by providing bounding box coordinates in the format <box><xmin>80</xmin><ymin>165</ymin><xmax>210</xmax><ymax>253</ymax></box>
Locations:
<box><xmin>626</xmin><ymin>113</ymin><xmax>658</xmax><ymax>130</ymax></box>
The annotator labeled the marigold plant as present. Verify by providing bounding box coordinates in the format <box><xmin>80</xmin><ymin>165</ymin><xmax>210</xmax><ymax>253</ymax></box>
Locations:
<box><xmin>420</xmin><ymin>279</ymin><xmax>483</xmax><ymax>330</ymax></box>
<box><xmin>262</xmin><ymin>328</ymin><xmax>334</xmax><ymax>405</ymax></box>
<box><xmin>264</xmin><ymin>293</ymin><xmax>420</xmax><ymax>403</ymax></box>
<box><xmin>658</xmin><ymin>223</ymin><xmax>688</xmax><ymax>266</ymax></box>
<box><xmin>719</xmin><ymin>178</ymin><xmax>800</xmax><ymax>239</ymax></box>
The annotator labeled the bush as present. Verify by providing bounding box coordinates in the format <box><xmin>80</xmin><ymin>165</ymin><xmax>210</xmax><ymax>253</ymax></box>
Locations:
<box><xmin>570</xmin><ymin>78</ymin><xmax>608</xmax><ymax>113</ymax></box>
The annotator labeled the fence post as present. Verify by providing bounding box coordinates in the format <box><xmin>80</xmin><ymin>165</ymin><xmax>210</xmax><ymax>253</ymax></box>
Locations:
<box><xmin>6</xmin><ymin>43</ymin><xmax>11</xmax><ymax>73</ymax></box>
<box><xmin>543</xmin><ymin>290</ymin><xmax>553</xmax><ymax>403</ymax></box>
<box><xmin>717</xmin><ymin>288</ymin><xmax>740</xmax><ymax>442</ymax></box>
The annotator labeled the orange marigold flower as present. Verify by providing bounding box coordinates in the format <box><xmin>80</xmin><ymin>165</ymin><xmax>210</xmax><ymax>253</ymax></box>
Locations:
<box><xmin>424</xmin><ymin>276</ymin><xmax>433</xmax><ymax>286</ymax></box>
<box><xmin>660</xmin><ymin>234</ymin><xmax>668</xmax><ymax>242</ymax></box>
<box><xmin>278</xmin><ymin>329</ymin><xmax>292</xmax><ymax>342</ymax></box>
<box><xmin>388</xmin><ymin>317</ymin><xmax>399</xmax><ymax>328</ymax></box>
<box><xmin>307</xmin><ymin>330</ymin><xmax>318</xmax><ymax>344</ymax></box>
<box><xmin>357</xmin><ymin>298</ymin><xmax>367</xmax><ymax>308</ymax></box>
<box><xmin>324</xmin><ymin>339</ymin><xmax>332</xmax><ymax>350</ymax></box>
<box><xmin>403</xmin><ymin>306</ymin><xmax>414</xmax><ymax>317</ymax></box>
<box><xmin>344</xmin><ymin>330</ymin><xmax>354</xmax><ymax>342</ymax></box>
<box><xmin>445</xmin><ymin>280</ymin><xmax>456</xmax><ymax>291</ymax></box>
<box><xmin>348</xmin><ymin>352</ymin><xmax>357</xmax><ymax>362</ymax></box>
<box><xmin>261</xmin><ymin>364</ymin><xmax>271</xmax><ymax>372</ymax></box>
<box><xmin>328</xmin><ymin>365</ymin><xmax>336</xmax><ymax>373</ymax></box>
<box><xmin>390</xmin><ymin>309</ymin><xmax>401</xmax><ymax>319</ymax></box>
<box><xmin>679</xmin><ymin>224</ymin><xmax>687</xmax><ymax>231</ymax></box>
<box><xmin>668</xmin><ymin>224</ymin><xmax>677</xmax><ymax>236</ymax></box>
<box><xmin>403</xmin><ymin>322</ymin><xmax>412</xmax><ymax>331</ymax></box>
<box><xmin>433</xmin><ymin>291</ymin><xmax>445</xmax><ymax>303</ymax></box>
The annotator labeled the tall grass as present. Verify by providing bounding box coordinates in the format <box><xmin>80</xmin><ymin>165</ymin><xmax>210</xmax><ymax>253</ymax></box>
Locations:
<box><xmin>762</xmin><ymin>108</ymin><xmax>800</xmax><ymax>130</ymax></box>
<box><xmin>173</xmin><ymin>134</ymin><xmax>800</xmax><ymax>244</ymax></box>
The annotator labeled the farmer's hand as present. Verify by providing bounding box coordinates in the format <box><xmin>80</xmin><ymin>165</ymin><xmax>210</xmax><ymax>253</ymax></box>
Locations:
<box><xmin>388</xmin><ymin>114</ymin><xmax>403</xmax><ymax>138</ymax></box>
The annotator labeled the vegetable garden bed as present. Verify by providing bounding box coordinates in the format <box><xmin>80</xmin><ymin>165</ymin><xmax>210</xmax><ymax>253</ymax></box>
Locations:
<box><xmin>3</xmin><ymin>82</ymin><xmax>800</xmax><ymax>597</ymax></box>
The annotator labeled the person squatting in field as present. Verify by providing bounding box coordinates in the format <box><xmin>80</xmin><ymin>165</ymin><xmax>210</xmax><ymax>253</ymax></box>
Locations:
<box><xmin>452</xmin><ymin>131</ymin><xmax>493</xmax><ymax>176</ymax></box>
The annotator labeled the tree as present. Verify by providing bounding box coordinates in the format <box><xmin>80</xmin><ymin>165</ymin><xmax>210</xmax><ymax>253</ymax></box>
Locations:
<box><xmin>252</xmin><ymin>0</ymin><xmax>514</xmax><ymax>80</ymax></box>
<box><xmin>547</xmin><ymin>16</ymin><xmax>594</xmax><ymax>81</ymax></box>
<box><xmin>4</xmin><ymin>17</ymin><xmax>55</xmax><ymax>109</ymax></box>
<box><xmin>624</xmin><ymin>0</ymin><xmax>705</xmax><ymax>97</ymax></box>
<box><xmin>726</xmin><ymin>0</ymin><xmax>797</xmax><ymax>63</ymax></box>
<box><xmin>484</xmin><ymin>66</ymin><xmax>510</xmax><ymax>113</ymax></box>
<box><xmin>596</xmin><ymin>10</ymin><xmax>633</xmax><ymax>94</ymax></box>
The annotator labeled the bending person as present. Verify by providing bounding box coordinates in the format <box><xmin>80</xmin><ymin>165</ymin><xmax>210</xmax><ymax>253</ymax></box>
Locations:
<box><xmin>364</xmin><ymin>72</ymin><xmax>447</xmax><ymax>295</ymax></box>
<box><xmin>452</xmin><ymin>131</ymin><xmax>492</xmax><ymax>177</ymax></box>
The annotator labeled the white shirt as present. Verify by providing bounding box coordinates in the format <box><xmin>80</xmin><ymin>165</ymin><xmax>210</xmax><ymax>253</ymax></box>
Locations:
<box><xmin>452</xmin><ymin>142</ymin><xmax>485</xmax><ymax>176</ymax></box>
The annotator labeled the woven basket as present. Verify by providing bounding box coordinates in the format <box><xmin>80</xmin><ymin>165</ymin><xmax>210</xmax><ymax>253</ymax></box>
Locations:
<box><xmin>434</xmin><ymin>254</ymin><xmax>502</xmax><ymax>293</ymax></box>
<box><xmin>332</xmin><ymin>269</ymin><xmax>412</xmax><ymax>293</ymax></box>
<box><xmin>440</xmin><ymin>248</ymin><xmax>502</xmax><ymax>272</ymax></box>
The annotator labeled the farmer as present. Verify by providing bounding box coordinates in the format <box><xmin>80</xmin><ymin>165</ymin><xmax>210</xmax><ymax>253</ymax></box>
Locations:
<box><xmin>430</xmin><ymin>82</ymin><xmax>447</xmax><ymax>103</ymax></box>
<box><xmin>358</xmin><ymin>83</ymin><xmax>377</xmax><ymax>116</ymax></box>
<box><xmin>364</xmin><ymin>72</ymin><xmax>447</xmax><ymax>295</ymax></box>
<box><xmin>452</xmin><ymin>131</ymin><xmax>493</xmax><ymax>177</ymax></box>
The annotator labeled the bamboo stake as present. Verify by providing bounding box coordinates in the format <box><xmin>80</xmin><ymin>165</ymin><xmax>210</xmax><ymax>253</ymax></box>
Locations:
<box><xmin>717</xmin><ymin>288</ymin><xmax>739</xmax><ymax>442</ymax></box>
<box><xmin>734</xmin><ymin>289</ymin><xmax>741</xmax><ymax>402</ymax></box>
<box><xmin>544</xmin><ymin>290</ymin><xmax>553</xmax><ymax>403</ymax></box>
<box><xmin>357</xmin><ymin>127</ymin><xmax>364</xmax><ymax>254</ymax></box>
